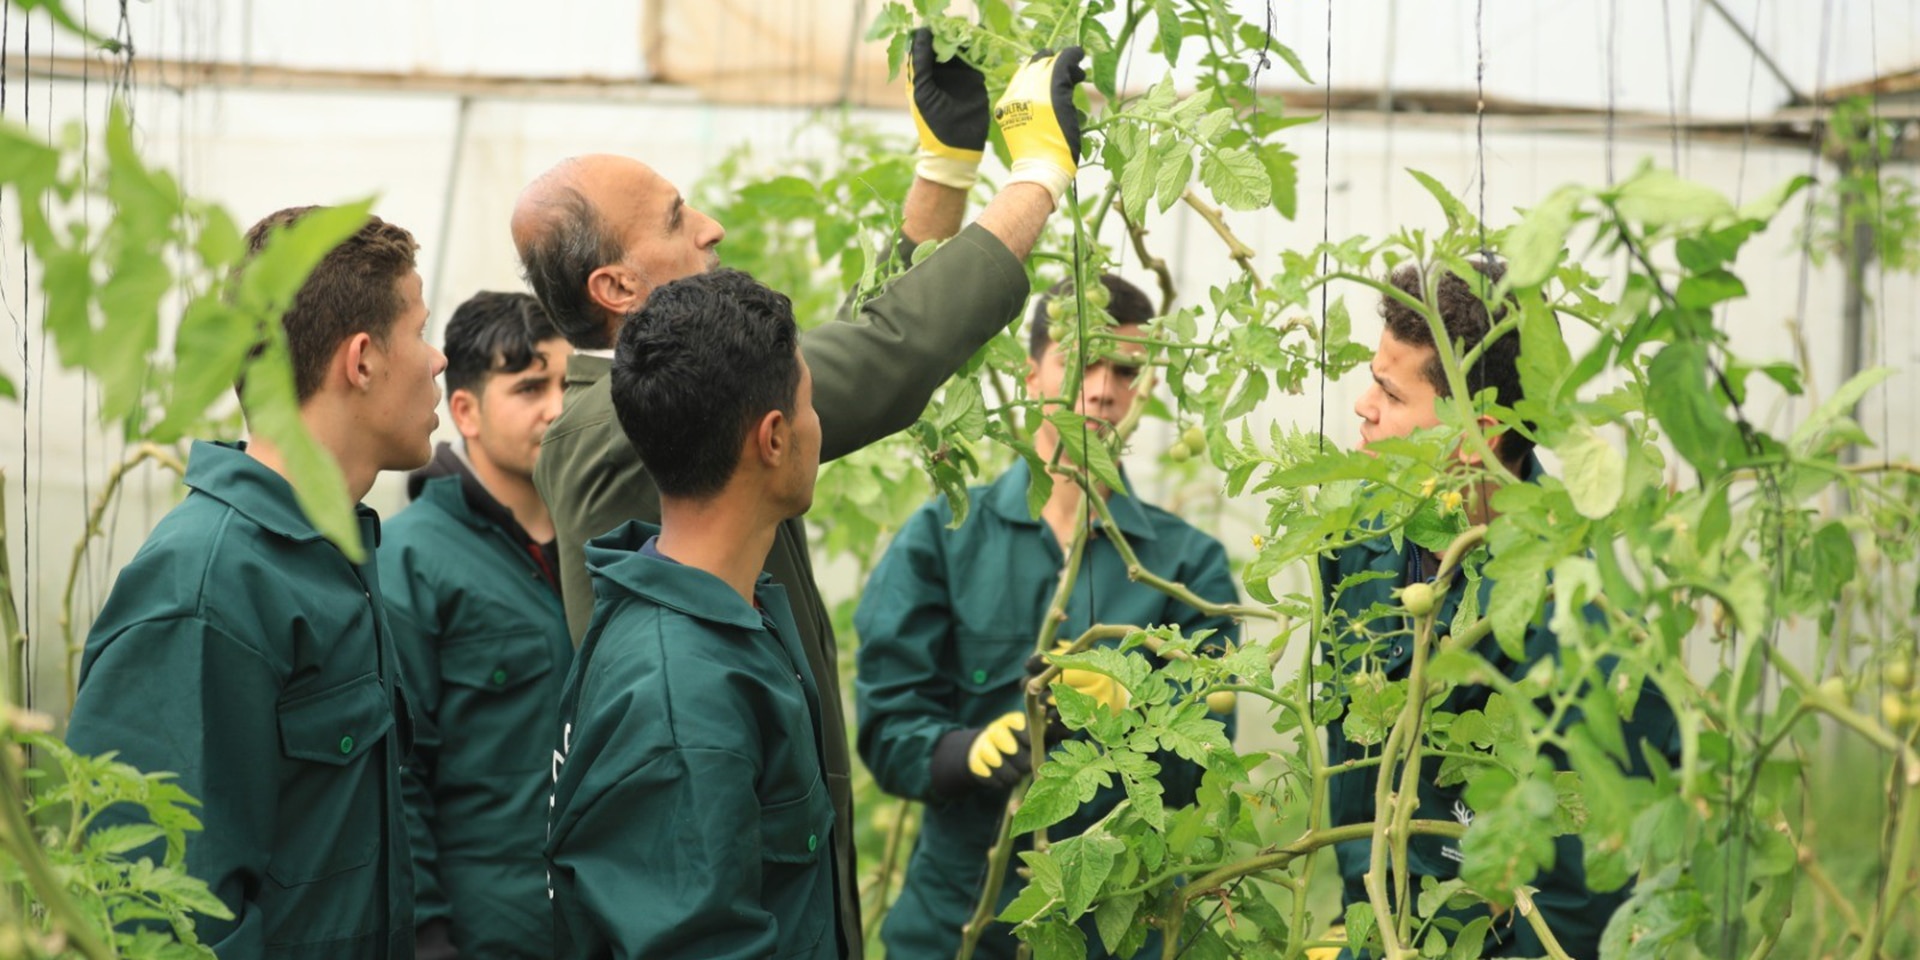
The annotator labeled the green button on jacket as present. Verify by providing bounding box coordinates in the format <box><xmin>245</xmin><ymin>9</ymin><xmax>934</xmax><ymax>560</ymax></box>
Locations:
<box><xmin>1319</xmin><ymin>453</ymin><xmax>1680</xmax><ymax>960</ymax></box>
<box><xmin>378</xmin><ymin>464</ymin><xmax>572</xmax><ymax>959</ymax></box>
<box><xmin>854</xmin><ymin>462</ymin><xmax>1241</xmax><ymax>960</ymax></box>
<box><xmin>547</xmin><ymin>522</ymin><xmax>837</xmax><ymax>960</ymax></box>
<box><xmin>66</xmin><ymin>441</ymin><xmax>414</xmax><ymax>960</ymax></box>
<box><xmin>534</xmin><ymin>224</ymin><xmax>1030</xmax><ymax>959</ymax></box>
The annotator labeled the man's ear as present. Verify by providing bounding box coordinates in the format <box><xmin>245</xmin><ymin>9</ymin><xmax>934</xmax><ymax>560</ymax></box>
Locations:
<box><xmin>1457</xmin><ymin>414</ymin><xmax>1502</xmax><ymax>466</ymax></box>
<box><xmin>449</xmin><ymin>388</ymin><xmax>483</xmax><ymax>440</ymax></box>
<box><xmin>586</xmin><ymin>264</ymin><xmax>649</xmax><ymax>319</ymax></box>
<box><xmin>752</xmin><ymin>408</ymin><xmax>790</xmax><ymax>468</ymax></box>
<box><xmin>339</xmin><ymin>332</ymin><xmax>377</xmax><ymax>392</ymax></box>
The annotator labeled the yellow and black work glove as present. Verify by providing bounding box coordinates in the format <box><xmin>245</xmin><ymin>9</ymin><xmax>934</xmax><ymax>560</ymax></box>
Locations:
<box><xmin>993</xmin><ymin>45</ymin><xmax>1087</xmax><ymax>205</ymax></box>
<box><xmin>907</xmin><ymin>27</ymin><xmax>990</xmax><ymax>189</ymax></box>
<box><xmin>1032</xmin><ymin>641</ymin><xmax>1131</xmax><ymax>714</ymax></box>
<box><xmin>929</xmin><ymin>711</ymin><xmax>1033</xmax><ymax>795</ymax></box>
<box><xmin>1303</xmin><ymin>924</ymin><xmax>1346</xmax><ymax>960</ymax></box>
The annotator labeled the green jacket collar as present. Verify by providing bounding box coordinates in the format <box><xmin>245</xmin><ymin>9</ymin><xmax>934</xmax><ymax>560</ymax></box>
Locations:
<box><xmin>584</xmin><ymin>520</ymin><xmax>778</xmax><ymax>633</ymax></box>
<box><xmin>979</xmin><ymin>458</ymin><xmax>1158</xmax><ymax>542</ymax></box>
<box><xmin>184</xmin><ymin>440</ymin><xmax>381</xmax><ymax>548</ymax></box>
<box><xmin>566</xmin><ymin>352</ymin><xmax>611</xmax><ymax>388</ymax></box>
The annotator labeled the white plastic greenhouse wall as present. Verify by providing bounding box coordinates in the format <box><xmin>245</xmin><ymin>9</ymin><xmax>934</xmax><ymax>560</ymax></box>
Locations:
<box><xmin>3</xmin><ymin>0</ymin><xmax>1917</xmax><ymax>712</ymax></box>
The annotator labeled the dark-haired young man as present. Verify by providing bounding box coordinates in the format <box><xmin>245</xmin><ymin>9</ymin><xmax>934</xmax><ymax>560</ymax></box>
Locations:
<box><xmin>545</xmin><ymin>269</ymin><xmax>831</xmax><ymax>960</ymax></box>
<box><xmin>67</xmin><ymin>207</ymin><xmax>444</xmax><ymax>959</ymax></box>
<box><xmin>377</xmin><ymin>290</ymin><xmax>572</xmax><ymax>959</ymax></box>
<box><xmin>1319</xmin><ymin>260</ymin><xmax>1677</xmax><ymax>959</ymax></box>
<box><xmin>855</xmin><ymin>275</ymin><xmax>1239</xmax><ymax>959</ymax></box>
<box><xmin>516</xmin><ymin>38</ymin><xmax>1086</xmax><ymax>954</ymax></box>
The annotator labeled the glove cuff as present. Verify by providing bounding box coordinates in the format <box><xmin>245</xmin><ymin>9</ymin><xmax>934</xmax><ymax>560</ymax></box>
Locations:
<box><xmin>915</xmin><ymin>150</ymin><xmax>983</xmax><ymax>190</ymax></box>
<box><xmin>1006</xmin><ymin>159</ymin><xmax>1073</xmax><ymax>205</ymax></box>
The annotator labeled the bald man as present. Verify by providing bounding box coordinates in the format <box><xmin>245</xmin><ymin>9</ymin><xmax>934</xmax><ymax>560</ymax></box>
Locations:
<box><xmin>518</xmin><ymin>35</ymin><xmax>1086</xmax><ymax>960</ymax></box>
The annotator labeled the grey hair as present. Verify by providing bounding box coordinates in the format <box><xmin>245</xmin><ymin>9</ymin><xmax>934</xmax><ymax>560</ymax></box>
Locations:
<box><xmin>517</xmin><ymin>186</ymin><xmax>626</xmax><ymax>350</ymax></box>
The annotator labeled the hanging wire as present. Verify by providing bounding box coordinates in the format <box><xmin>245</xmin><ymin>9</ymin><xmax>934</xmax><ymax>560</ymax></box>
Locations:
<box><xmin>1315</xmin><ymin>0</ymin><xmax>1330</xmax><ymax>453</ymax></box>
<box><xmin>1660</xmin><ymin>0</ymin><xmax>1682</xmax><ymax>171</ymax></box>
<box><xmin>1604</xmin><ymin>0</ymin><xmax>1617</xmax><ymax>185</ymax></box>
<box><xmin>1475</xmin><ymin>0</ymin><xmax>1487</xmax><ymax>253</ymax></box>
<box><xmin>1863</xmin><ymin>0</ymin><xmax>1899</xmax><ymax>929</ymax></box>
<box><xmin>21</xmin><ymin>1</ymin><xmax>36</xmax><ymax>713</ymax></box>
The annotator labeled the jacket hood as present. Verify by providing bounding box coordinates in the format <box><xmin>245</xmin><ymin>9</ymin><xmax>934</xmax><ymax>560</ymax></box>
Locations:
<box><xmin>407</xmin><ymin>442</ymin><xmax>468</xmax><ymax>501</ymax></box>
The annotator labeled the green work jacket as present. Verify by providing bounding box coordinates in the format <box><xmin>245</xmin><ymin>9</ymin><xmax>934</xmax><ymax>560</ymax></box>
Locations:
<box><xmin>1320</xmin><ymin>453</ymin><xmax>1679</xmax><ymax>959</ymax></box>
<box><xmin>546</xmin><ymin>522</ymin><xmax>838</xmax><ymax>960</ymax></box>
<box><xmin>533</xmin><ymin>222</ymin><xmax>1030</xmax><ymax>958</ymax></box>
<box><xmin>854</xmin><ymin>462</ymin><xmax>1241</xmax><ymax>960</ymax></box>
<box><xmin>378</xmin><ymin>451</ymin><xmax>572</xmax><ymax>958</ymax></box>
<box><xmin>66</xmin><ymin>440</ymin><xmax>413</xmax><ymax>960</ymax></box>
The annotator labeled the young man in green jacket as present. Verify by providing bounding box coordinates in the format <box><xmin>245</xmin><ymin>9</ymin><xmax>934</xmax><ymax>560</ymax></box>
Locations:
<box><xmin>1318</xmin><ymin>260</ymin><xmax>1678</xmax><ymax>959</ymax></box>
<box><xmin>546</xmin><ymin>268</ymin><xmax>831</xmax><ymax>959</ymax></box>
<box><xmin>514</xmin><ymin>32</ymin><xmax>1088</xmax><ymax>957</ymax></box>
<box><xmin>855</xmin><ymin>275</ymin><xmax>1240</xmax><ymax>959</ymax></box>
<box><xmin>66</xmin><ymin>207</ymin><xmax>445</xmax><ymax>960</ymax></box>
<box><xmin>377</xmin><ymin>291</ymin><xmax>572</xmax><ymax>959</ymax></box>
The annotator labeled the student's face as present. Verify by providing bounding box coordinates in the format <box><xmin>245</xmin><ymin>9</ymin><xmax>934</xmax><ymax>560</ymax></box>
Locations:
<box><xmin>1026</xmin><ymin>323</ymin><xmax>1149</xmax><ymax>447</ymax></box>
<box><xmin>783</xmin><ymin>353</ymin><xmax>822</xmax><ymax>516</ymax></box>
<box><xmin>369</xmin><ymin>271</ymin><xmax>447</xmax><ymax>470</ymax></box>
<box><xmin>1354</xmin><ymin>329</ymin><xmax>1443</xmax><ymax>450</ymax></box>
<box><xmin>455</xmin><ymin>337</ymin><xmax>571</xmax><ymax>481</ymax></box>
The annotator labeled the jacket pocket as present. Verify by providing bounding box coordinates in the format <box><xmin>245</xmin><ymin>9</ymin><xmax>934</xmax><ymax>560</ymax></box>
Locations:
<box><xmin>441</xmin><ymin>636</ymin><xmax>555</xmax><ymax>694</ymax></box>
<box><xmin>952</xmin><ymin>632</ymin><xmax>1032</xmax><ymax>729</ymax></box>
<box><xmin>760</xmin><ymin>776</ymin><xmax>833</xmax><ymax>958</ymax></box>
<box><xmin>271</xmin><ymin>673</ymin><xmax>393</xmax><ymax>887</ymax></box>
<box><xmin>437</xmin><ymin>639</ymin><xmax>557</xmax><ymax>777</ymax></box>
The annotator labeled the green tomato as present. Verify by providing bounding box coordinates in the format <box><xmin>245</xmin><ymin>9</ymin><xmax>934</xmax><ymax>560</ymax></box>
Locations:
<box><xmin>1817</xmin><ymin>676</ymin><xmax>1849</xmax><ymax>704</ymax></box>
<box><xmin>1166</xmin><ymin>441</ymin><xmax>1192</xmax><ymax>463</ymax></box>
<box><xmin>1400</xmin><ymin>582</ymin><xmax>1438</xmax><ymax>617</ymax></box>
<box><xmin>1205</xmin><ymin>690</ymin><xmax>1238</xmax><ymax>715</ymax></box>
<box><xmin>1181</xmin><ymin>425</ymin><xmax>1207</xmax><ymax>452</ymax></box>
<box><xmin>1046</xmin><ymin>298</ymin><xmax>1067</xmax><ymax>321</ymax></box>
<box><xmin>1085</xmin><ymin>282</ymin><xmax>1111</xmax><ymax>308</ymax></box>
<box><xmin>1887</xmin><ymin>657</ymin><xmax>1915</xmax><ymax>691</ymax></box>
<box><xmin>1883</xmin><ymin>692</ymin><xmax>1915</xmax><ymax>730</ymax></box>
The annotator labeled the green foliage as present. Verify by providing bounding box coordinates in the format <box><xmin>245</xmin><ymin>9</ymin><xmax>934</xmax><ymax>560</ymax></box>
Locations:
<box><xmin>0</xmin><ymin>105</ymin><xmax>368</xmax><ymax>560</ymax></box>
<box><xmin>2</xmin><ymin>717</ymin><xmax>228</xmax><ymax>959</ymax></box>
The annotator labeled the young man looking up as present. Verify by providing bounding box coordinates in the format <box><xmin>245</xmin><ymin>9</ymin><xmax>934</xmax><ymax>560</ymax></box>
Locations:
<box><xmin>377</xmin><ymin>291</ymin><xmax>572</xmax><ymax>960</ymax></box>
<box><xmin>514</xmin><ymin>35</ymin><xmax>1087</xmax><ymax>956</ymax></box>
<box><xmin>545</xmin><ymin>269</ymin><xmax>831</xmax><ymax>960</ymax></box>
<box><xmin>855</xmin><ymin>275</ymin><xmax>1240</xmax><ymax>959</ymax></box>
<box><xmin>66</xmin><ymin>208</ymin><xmax>444</xmax><ymax>959</ymax></box>
<box><xmin>1320</xmin><ymin>260</ymin><xmax>1678</xmax><ymax>959</ymax></box>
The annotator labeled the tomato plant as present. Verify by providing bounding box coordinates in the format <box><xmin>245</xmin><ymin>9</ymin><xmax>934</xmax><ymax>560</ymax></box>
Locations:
<box><xmin>705</xmin><ymin>3</ymin><xmax>1920</xmax><ymax>959</ymax></box>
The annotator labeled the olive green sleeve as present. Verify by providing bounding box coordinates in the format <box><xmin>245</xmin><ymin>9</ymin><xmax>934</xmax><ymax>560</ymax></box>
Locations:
<box><xmin>805</xmin><ymin>223</ymin><xmax>1030</xmax><ymax>463</ymax></box>
<box><xmin>64</xmin><ymin>616</ymin><xmax>281</xmax><ymax>957</ymax></box>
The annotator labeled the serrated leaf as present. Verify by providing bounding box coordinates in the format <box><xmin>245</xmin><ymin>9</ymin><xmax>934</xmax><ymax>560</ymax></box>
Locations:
<box><xmin>1504</xmin><ymin>185</ymin><xmax>1584</xmax><ymax>287</ymax></box>
<box><xmin>1790</xmin><ymin>365</ymin><xmax>1893</xmax><ymax>453</ymax></box>
<box><xmin>1199</xmin><ymin>147</ymin><xmax>1269</xmax><ymax>210</ymax></box>
<box><xmin>1028</xmin><ymin>920</ymin><xmax>1089</xmax><ymax>960</ymax></box>
<box><xmin>1613</xmin><ymin>166</ymin><xmax>1735</xmax><ymax>228</ymax></box>
<box><xmin>1408</xmin><ymin>168</ymin><xmax>1472</xmax><ymax>229</ymax></box>
<box><xmin>1257</xmin><ymin>143</ymin><xmax>1299</xmax><ymax>220</ymax></box>
<box><xmin>1555</xmin><ymin>424</ymin><xmax>1625</xmax><ymax>519</ymax></box>
<box><xmin>1646</xmin><ymin>341</ymin><xmax>1738</xmax><ymax>474</ymax></box>
<box><xmin>1094</xmin><ymin>893</ymin><xmax>1143</xmax><ymax>954</ymax></box>
<box><xmin>1154</xmin><ymin>151</ymin><xmax>1194</xmax><ymax>214</ymax></box>
<box><xmin>1045</xmin><ymin>411</ymin><xmax>1128</xmax><ymax>496</ymax></box>
<box><xmin>86</xmin><ymin>823</ymin><xmax>165</xmax><ymax>856</ymax></box>
<box><xmin>1153</xmin><ymin>0</ymin><xmax>1182</xmax><ymax>62</ymax></box>
<box><xmin>1056</xmin><ymin>834</ymin><xmax>1124</xmax><ymax>919</ymax></box>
